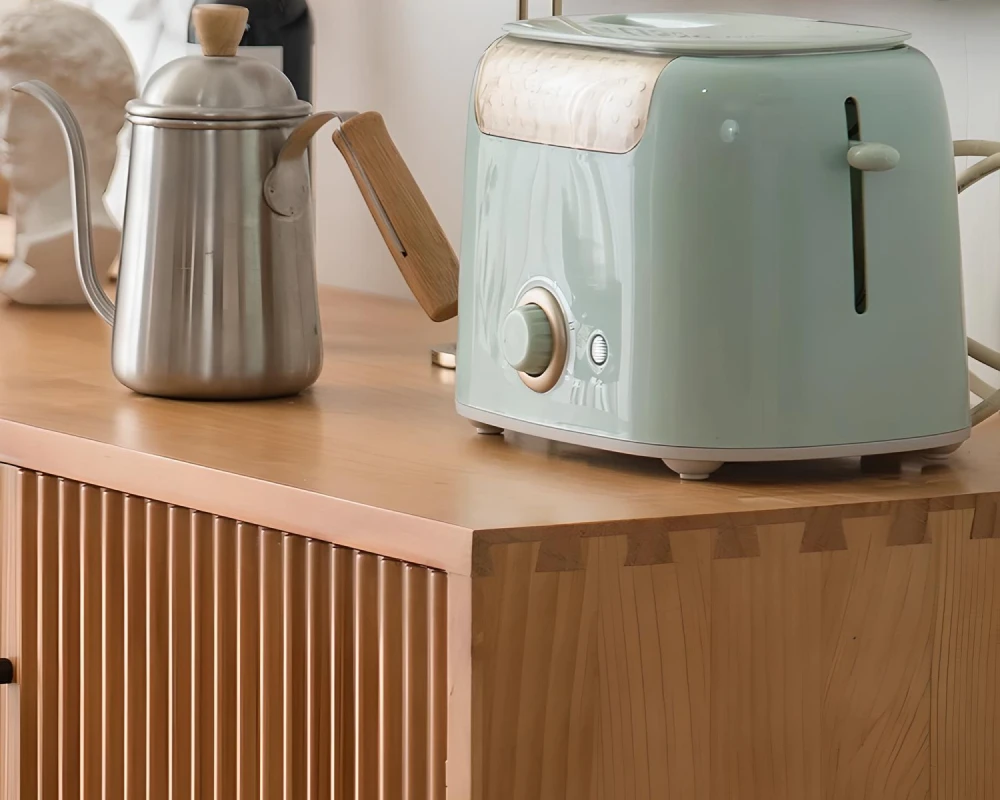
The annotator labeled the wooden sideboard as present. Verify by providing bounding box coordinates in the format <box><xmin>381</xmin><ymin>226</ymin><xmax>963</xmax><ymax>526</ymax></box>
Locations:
<box><xmin>0</xmin><ymin>289</ymin><xmax>999</xmax><ymax>799</ymax></box>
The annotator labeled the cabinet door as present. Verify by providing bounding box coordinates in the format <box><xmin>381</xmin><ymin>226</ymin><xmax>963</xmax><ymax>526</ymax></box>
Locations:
<box><xmin>0</xmin><ymin>465</ymin><xmax>29</xmax><ymax>800</ymax></box>
<box><xmin>0</xmin><ymin>466</ymin><xmax>448</xmax><ymax>799</ymax></box>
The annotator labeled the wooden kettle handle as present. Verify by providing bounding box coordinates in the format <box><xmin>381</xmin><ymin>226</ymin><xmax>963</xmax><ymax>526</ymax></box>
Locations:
<box><xmin>333</xmin><ymin>113</ymin><xmax>459</xmax><ymax>322</ymax></box>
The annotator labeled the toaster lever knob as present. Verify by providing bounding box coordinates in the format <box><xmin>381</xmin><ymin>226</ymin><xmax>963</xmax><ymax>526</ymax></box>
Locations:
<box><xmin>847</xmin><ymin>141</ymin><xmax>900</xmax><ymax>172</ymax></box>
<box><xmin>502</xmin><ymin>304</ymin><xmax>553</xmax><ymax>376</ymax></box>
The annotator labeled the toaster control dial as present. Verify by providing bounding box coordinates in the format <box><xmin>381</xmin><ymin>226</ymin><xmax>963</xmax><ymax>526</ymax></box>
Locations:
<box><xmin>502</xmin><ymin>305</ymin><xmax>553</xmax><ymax>376</ymax></box>
<box><xmin>503</xmin><ymin>287</ymin><xmax>568</xmax><ymax>393</ymax></box>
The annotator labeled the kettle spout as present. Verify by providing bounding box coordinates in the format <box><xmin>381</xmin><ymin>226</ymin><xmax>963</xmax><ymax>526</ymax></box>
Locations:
<box><xmin>12</xmin><ymin>80</ymin><xmax>115</xmax><ymax>325</ymax></box>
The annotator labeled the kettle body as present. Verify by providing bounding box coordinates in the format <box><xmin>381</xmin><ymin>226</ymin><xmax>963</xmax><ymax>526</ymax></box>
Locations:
<box><xmin>112</xmin><ymin>117</ymin><xmax>321</xmax><ymax>398</ymax></box>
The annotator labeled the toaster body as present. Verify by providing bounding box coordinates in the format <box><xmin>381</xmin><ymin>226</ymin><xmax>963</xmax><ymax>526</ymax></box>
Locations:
<box><xmin>455</xmin><ymin>28</ymin><xmax>970</xmax><ymax>475</ymax></box>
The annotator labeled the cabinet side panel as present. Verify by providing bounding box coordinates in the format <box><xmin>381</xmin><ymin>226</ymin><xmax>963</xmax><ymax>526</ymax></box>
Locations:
<box><xmin>473</xmin><ymin>514</ymin><xmax>941</xmax><ymax>800</ymax></box>
<box><xmin>932</xmin><ymin>507</ymin><xmax>1000</xmax><ymax>798</ymax></box>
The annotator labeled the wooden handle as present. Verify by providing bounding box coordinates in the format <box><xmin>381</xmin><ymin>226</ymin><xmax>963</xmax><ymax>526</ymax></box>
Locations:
<box><xmin>333</xmin><ymin>113</ymin><xmax>459</xmax><ymax>322</ymax></box>
<box><xmin>191</xmin><ymin>4</ymin><xmax>248</xmax><ymax>57</ymax></box>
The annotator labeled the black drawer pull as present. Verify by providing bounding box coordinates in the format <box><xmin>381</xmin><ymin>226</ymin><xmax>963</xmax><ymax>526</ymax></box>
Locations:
<box><xmin>0</xmin><ymin>658</ymin><xmax>13</xmax><ymax>684</ymax></box>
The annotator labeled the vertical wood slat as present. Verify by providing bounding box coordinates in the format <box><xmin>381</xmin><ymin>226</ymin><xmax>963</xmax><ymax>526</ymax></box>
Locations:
<box><xmin>80</xmin><ymin>485</ymin><xmax>103</xmax><ymax>800</ymax></box>
<box><xmin>147</xmin><ymin>502</ymin><xmax>169</xmax><ymax>800</ymax></box>
<box><xmin>214</xmin><ymin>518</ymin><xmax>237</xmax><ymax>799</ymax></box>
<box><xmin>191</xmin><ymin>511</ymin><xmax>214</xmax><ymax>799</ymax></box>
<box><xmin>380</xmin><ymin>559</ymin><xmax>404</xmax><ymax>800</ymax></box>
<box><xmin>102</xmin><ymin>490</ymin><xmax>125</xmax><ymax>800</ymax></box>
<box><xmin>404</xmin><ymin>566</ymin><xmax>430</xmax><ymax>800</ymax></box>
<box><xmin>236</xmin><ymin>523</ymin><xmax>260</xmax><ymax>800</ymax></box>
<box><xmin>260</xmin><ymin>529</ymin><xmax>284</xmax><ymax>800</ymax></box>
<box><xmin>429</xmin><ymin>570</ymin><xmax>449</xmax><ymax>800</ymax></box>
<box><xmin>307</xmin><ymin>542</ymin><xmax>332</xmax><ymax>800</ymax></box>
<box><xmin>332</xmin><ymin>547</ymin><xmax>356</xmax><ymax>800</ymax></box>
<box><xmin>58</xmin><ymin>480</ymin><xmax>81</xmax><ymax>800</ymax></box>
<box><xmin>356</xmin><ymin>553</ymin><xmax>380</xmax><ymax>800</ymax></box>
<box><xmin>0</xmin><ymin>470</ymin><xmax>448</xmax><ymax>800</ymax></box>
<box><xmin>169</xmin><ymin>507</ymin><xmax>193</xmax><ymax>800</ymax></box>
<box><xmin>36</xmin><ymin>475</ymin><xmax>58</xmax><ymax>800</ymax></box>
<box><xmin>124</xmin><ymin>495</ymin><xmax>147</xmax><ymax>799</ymax></box>
<box><xmin>284</xmin><ymin>535</ymin><xmax>308</xmax><ymax>800</ymax></box>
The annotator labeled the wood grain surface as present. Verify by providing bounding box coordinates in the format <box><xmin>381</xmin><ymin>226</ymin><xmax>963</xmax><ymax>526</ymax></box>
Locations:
<box><xmin>472</xmin><ymin>505</ymin><xmax>1000</xmax><ymax>800</ymax></box>
<box><xmin>190</xmin><ymin>4</ymin><xmax>248</xmax><ymax>57</ymax></box>
<box><xmin>0</xmin><ymin>466</ymin><xmax>448</xmax><ymax>800</ymax></box>
<box><xmin>334</xmin><ymin>113</ymin><xmax>460</xmax><ymax>322</ymax></box>
<box><xmin>3</xmin><ymin>289</ymin><xmax>1000</xmax><ymax>575</ymax></box>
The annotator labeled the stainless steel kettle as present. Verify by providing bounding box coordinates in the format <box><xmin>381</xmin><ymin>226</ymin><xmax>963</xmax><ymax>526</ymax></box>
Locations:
<box><xmin>15</xmin><ymin>3</ymin><xmax>460</xmax><ymax>399</ymax></box>
<box><xmin>12</xmin><ymin>4</ymin><xmax>455</xmax><ymax>399</ymax></box>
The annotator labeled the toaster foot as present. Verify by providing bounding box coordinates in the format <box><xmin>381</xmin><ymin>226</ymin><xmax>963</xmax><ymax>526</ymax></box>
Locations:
<box><xmin>470</xmin><ymin>420</ymin><xmax>504</xmax><ymax>435</ymax></box>
<box><xmin>663</xmin><ymin>459</ymin><xmax>724</xmax><ymax>481</ymax></box>
<box><xmin>921</xmin><ymin>443</ymin><xmax>962</xmax><ymax>461</ymax></box>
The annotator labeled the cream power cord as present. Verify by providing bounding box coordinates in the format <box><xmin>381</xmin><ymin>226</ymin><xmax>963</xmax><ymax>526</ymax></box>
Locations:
<box><xmin>955</xmin><ymin>140</ymin><xmax>1000</xmax><ymax>426</ymax></box>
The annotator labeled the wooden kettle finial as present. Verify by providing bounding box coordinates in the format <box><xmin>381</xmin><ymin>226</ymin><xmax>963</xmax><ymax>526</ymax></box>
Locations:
<box><xmin>192</xmin><ymin>4</ymin><xmax>249</xmax><ymax>57</ymax></box>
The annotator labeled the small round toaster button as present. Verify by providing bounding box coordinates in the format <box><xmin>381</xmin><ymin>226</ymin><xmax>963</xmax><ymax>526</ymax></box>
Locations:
<box><xmin>590</xmin><ymin>333</ymin><xmax>609</xmax><ymax>366</ymax></box>
<box><xmin>720</xmin><ymin>119</ymin><xmax>740</xmax><ymax>143</ymax></box>
<box><xmin>502</xmin><ymin>304</ymin><xmax>553</xmax><ymax>376</ymax></box>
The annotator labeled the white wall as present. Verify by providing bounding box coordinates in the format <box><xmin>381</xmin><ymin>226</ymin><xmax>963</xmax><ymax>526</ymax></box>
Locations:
<box><xmin>311</xmin><ymin>0</ymin><xmax>513</xmax><ymax>300</ymax></box>
<box><xmin>311</xmin><ymin>0</ymin><xmax>1000</xmax><ymax>357</ymax></box>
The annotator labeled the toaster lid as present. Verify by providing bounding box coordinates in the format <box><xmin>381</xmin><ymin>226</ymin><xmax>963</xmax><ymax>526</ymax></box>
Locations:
<box><xmin>502</xmin><ymin>13</ymin><xmax>910</xmax><ymax>56</ymax></box>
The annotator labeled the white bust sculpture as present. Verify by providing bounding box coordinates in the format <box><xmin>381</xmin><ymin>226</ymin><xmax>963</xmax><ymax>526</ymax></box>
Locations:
<box><xmin>0</xmin><ymin>1</ymin><xmax>136</xmax><ymax>304</ymax></box>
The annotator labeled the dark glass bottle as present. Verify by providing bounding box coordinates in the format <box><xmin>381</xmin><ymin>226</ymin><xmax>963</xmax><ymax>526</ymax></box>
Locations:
<box><xmin>188</xmin><ymin>0</ymin><xmax>314</xmax><ymax>102</ymax></box>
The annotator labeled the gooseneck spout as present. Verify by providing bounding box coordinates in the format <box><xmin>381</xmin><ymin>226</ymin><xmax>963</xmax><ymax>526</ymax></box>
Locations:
<box><xmin>12</xmin><ymin>80</ymin><xmax>115</xmax><ymax>325</ymax></box>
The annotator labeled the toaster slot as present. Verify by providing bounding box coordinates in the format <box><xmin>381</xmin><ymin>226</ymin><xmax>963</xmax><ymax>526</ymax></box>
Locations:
<box><xmin>846</xmin><ymin>97</ymin><xmax>867</xmax><ymax>314</ymax></box>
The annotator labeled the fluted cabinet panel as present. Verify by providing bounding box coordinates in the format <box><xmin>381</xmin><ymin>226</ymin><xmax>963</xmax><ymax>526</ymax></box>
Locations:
<box><xmin>0</xmin><ymin>467</ymin><xmax>448</xmax><ymax>800</ymax></box>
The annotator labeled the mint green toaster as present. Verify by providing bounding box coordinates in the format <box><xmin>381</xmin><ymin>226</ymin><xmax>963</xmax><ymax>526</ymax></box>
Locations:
<box><xmin>452</xmin><ymin>13</ymin><xmax>974</xmax><ymax>479</ymax></box>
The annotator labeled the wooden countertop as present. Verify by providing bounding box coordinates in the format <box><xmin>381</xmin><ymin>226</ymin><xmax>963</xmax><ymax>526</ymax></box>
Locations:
<box><xmin>1</xmin><ymin>287</ymin><xmax>998</xmax><ymax>574</ymax></box>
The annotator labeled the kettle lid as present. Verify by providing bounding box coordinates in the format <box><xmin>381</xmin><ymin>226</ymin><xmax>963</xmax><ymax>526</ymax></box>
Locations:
<box><xmin>127</xmin><ymin>4</ymin><xmax>310</xmax><ymax>122</ymax></box>
<box><xmin>503</xmin><ymin>12</ymin><xmax>911</xmax><ymax>56</ymax></box>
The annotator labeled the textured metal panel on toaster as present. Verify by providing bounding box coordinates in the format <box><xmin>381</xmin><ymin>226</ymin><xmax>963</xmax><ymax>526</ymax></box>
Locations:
<box><xmin>474</xmin><ymin>36</ymin><xmax>674</xmax><ymax>153</ymax></box>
